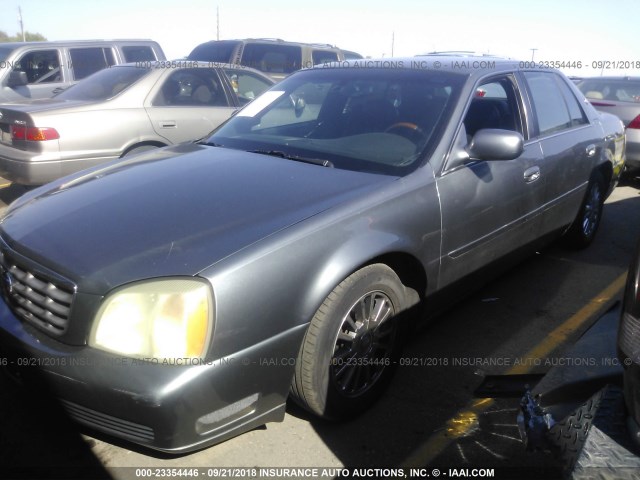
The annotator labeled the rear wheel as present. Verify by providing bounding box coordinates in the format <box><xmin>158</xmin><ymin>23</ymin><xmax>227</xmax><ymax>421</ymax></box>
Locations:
<box><xmin>291</xmin><ymin>264</ymin><xmax>405</xmax><ymax>420</ymax></box>
<box><xmin>562</xmin><ymin>171</ymin><xmax>606</xmax><ymax>249</ymax></box>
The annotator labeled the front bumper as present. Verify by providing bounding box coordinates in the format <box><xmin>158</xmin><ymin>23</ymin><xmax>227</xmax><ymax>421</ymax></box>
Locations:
<box><xmin>0</xmin><ymin>296</ymin><xmax>302</xmax><ymax>453</ymax></box>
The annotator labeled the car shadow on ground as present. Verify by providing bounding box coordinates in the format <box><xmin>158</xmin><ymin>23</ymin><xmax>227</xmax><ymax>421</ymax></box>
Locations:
<box><xmin>0</xmin><ymin>369</ymin><xmax>110</xmax><ymax>479</ymax></box>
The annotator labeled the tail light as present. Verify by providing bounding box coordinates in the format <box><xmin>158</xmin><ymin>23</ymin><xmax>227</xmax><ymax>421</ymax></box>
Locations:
<box><xmin>628</xmin><ymin>115</ymin><xmax>640</xmax><ymax>130</ymax></box>
<box><xmin>10</xmin><ymin>125</ymin><xmax>59</xmax><ymax>141</ymax></box>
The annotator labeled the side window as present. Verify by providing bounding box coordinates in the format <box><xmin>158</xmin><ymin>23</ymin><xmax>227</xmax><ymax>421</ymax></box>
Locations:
<box><xmin>222</xmin><ymin>69</ymin><xmax>272</xmax><ymax>105</ymax></box>
<box><xmin>122</xmin><ymin>46</ymin><xmax>157</xmax><ymax>62</ymax></box>
<box><xmin>240</xmin><ymin>44</ymin><xmax>302</xmax><ymax>74</ymax></box>
<box><xmin>312</xmin><ymin>50</ymin><xmax>338</xmax><ymax>65</ymax></box>
<box><xmin>13</xmin><ymin>50</ymin><xmax>62</xmax><ymax>84</ymax></box>
<box><xmin>463</xmin><ymin>76</ymin><xmax>522</xmax><ymax>139</ymax></box>
<box><xmin>524</xmin><ymin>71</ymin><xmax>580</xmax><ymax>136</ymax></box>
<box><xmin>154</xmin><ymin>69</ymin><xmax>228</xmax><ymax>107</ymax></box>
<box><xmin>69</xmin><ymin>47</ymin><xmax>116</xmax><ymax>80</ymax></box>
<box><xmin>556</xmin><ymin>79</ymin><xmax>587</xmax><ymax>127</ymax></box>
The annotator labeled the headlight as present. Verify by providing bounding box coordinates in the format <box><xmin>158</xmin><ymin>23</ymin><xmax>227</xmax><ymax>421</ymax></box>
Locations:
<box><xmin>89</xmin><ymin>278</ymin><xmax>214</xmax><ymax>360</ymax></box>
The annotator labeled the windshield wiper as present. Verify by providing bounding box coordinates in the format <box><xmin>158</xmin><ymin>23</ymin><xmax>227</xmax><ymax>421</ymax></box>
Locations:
<box><xmin>250</xmin><ymin>150</ymin><xmax>334</xmax><ymax>168</ymax></box>
<box><xmin>197</xmin><ymin>140</ymin><xmax>224</xmax><ymax>147</ymax></box>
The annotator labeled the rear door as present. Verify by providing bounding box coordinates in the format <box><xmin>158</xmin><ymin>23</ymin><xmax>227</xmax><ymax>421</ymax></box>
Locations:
<box><xmin>437</xmin><ymin>74</ymin><xmax>547</xmax><ymax>288</ymax></box>
<box><xmin>144</xmin><ymin>68</ymin><xmax>236</xmax><ymax>144</ymax></box>
<box><xmin>521</xmin><ymin>71</ymin><xmax>600</xmax><ymax>232</ymax></box>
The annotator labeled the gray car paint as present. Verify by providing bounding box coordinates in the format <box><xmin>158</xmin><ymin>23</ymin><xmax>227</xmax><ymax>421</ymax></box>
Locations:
<box><xmin>0</xmin><ymin>57</ymin><xmax>627</xmax><ymax>452</ymax></box>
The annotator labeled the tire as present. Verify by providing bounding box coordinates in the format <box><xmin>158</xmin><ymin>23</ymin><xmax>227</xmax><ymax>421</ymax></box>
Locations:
<box><xmin>122</xmin><ymin>145</ymin><xmax>159</xmax><ymax>157</ymax></box>
<box><xmin>562</xmin><ymin>171</ymin><xmax>606</xmax><ymax>249</ymax></box>
<box><xmin>291</xmin><ymin>264</ymin><xmax>406</xmax><ymax>420</ymax></box>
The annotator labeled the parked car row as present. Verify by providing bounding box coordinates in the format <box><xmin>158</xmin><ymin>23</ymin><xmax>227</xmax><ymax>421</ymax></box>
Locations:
<box><xmin>0</xmin><ymin>61</ymin><xmax>274</xmax><ymax>184</ymax></box>
<box><xmin>0</xmin><ymin>53</ymin><xmax>626</xmax><ymax>453</ymax></box>
<box><xmin>0</xmin><ymin>38</ymin><xmax>363</xmax><ymax>185</ymax></box>
<box><xmin>576</xmin><ymin>76</ymin><xmax>640</xmax><ymax>172</ymax></box>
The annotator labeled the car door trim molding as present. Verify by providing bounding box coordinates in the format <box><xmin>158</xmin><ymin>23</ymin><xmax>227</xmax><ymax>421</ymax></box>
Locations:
<box><xmin>447</xmin><ymin>181</ymin><xmax>587</xmax><ymax>259</ymax></box>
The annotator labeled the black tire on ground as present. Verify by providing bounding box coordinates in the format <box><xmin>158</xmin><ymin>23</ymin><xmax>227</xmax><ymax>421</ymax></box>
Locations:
<box><xmin>291</xmin><ymin>264</ymin><xmax>406</xmax><ymax>420</ymax></box>
<box><xmin>562</xmin><ymin>171</ymin><xmax>606</xmax><ymax>249</ymax></box>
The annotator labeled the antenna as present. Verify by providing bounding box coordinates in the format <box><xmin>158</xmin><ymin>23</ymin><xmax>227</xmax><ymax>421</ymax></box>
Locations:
<box><xmin>216</xmin><ymin>6</ymin><xmax>220</xmax><ymax>41</ymax></box>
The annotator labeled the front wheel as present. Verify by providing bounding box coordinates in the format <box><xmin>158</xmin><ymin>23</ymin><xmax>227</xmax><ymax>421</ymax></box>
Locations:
<box><xmin>291</xmin><ymin>264</ymin><xmax>406</xmax><ymax>420</ymax></box>
<box><xmin>562</xmin><ymin>171</ymin><xmax>606</xmax><ymax>249</ymax></box>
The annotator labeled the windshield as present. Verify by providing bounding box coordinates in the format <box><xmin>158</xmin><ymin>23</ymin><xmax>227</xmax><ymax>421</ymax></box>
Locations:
<box><xmin>578</xmin><ymin>79</ymin><xmax>640</xmax><ymax>103</ymax></box>
<box><xmin>56</xmin><ymin>65</ymin><xmax>151</xmax><ymax>101</ymax></box>
<box><xmin>0</xmin><ymin>46</ymin><xmax>15</xmax><ymax>63</ymax></box>
<box><xmin>208</xmin><ymin>67</ymin><xmax>464</xmax><ymax>175</ymax></box>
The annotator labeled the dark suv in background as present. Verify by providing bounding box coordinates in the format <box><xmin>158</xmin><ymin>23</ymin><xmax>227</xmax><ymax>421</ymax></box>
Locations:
<box><xmin>187</xmin><ymin>38</ymin><xmax>362</xmax><ymax>80</ymax></box>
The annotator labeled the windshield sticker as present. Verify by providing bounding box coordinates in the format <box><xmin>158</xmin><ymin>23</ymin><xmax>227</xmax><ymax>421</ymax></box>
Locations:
<box><xmin>237</xmin><ymin>90</ymin><xmax>285</xmax><ymax>117</ymax></box>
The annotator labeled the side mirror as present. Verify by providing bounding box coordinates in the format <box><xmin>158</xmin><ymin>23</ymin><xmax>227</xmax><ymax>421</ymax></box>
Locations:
<box><xmin>8</xmin><ymin>71</ymin><xmax>28</xmax><ymax>88</ymax></box>
<box><xmin>467</xmin><ymin>129</ymin><xmax>524</xmax><ymax>161</ymax></box>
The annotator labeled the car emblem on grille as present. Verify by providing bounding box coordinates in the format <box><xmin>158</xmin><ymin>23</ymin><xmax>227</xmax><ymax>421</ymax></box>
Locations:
<box><xmin>0</xmin><ymin>266</ymin><xmax>13</xmax><ymax>295</ymax></box>
<box><xmin>3</xmin><ymin>270</ymin><xmax>13</xmax><ymax>295</ymax></box>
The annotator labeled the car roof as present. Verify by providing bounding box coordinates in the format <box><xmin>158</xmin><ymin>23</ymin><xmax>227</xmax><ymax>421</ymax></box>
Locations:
<box><xmin>113</xmin><ymin>60</ymin><xmax>275</xmax><ymax>82</ymax></box>
<box><xmin>579</xmin><ymin>76</ymin><xmax>640</xmax><ymax>81</ymax></box>
<box><xmin>0</xmin><ymin>39</ymin><xmax>159</xmax><ymax>48</ymax></box>
<box><xmin>315</xmin><ymin>54</ymin><xmax>523</xmax><ymax>77</ymax></box>
<box><xmin>195</xmin><ymin>38</ymin><xmax>340</xmax><ymax>50</ymax></box>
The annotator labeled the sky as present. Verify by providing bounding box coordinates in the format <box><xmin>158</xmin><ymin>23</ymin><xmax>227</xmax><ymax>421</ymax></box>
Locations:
<box><xmin>1</xmin><ymin>0</ymin><xmax>639</xmax><ymax>76</ymax></box>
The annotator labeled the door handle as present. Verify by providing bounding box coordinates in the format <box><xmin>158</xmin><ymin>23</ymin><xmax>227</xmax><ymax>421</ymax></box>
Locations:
<box><xmin>524</xmin><ymin>166</ymin><xmax>541</xmax><ymax>183</ymax></box>
<box><xmin>586</xmin><ymin>144</ymin><xmax>596</xmax><ymax>157</ymax></box>
<box><xmin>159</xmin><ymin>121</ymin><xmax>177</xmax><ymax>129</ymax></box>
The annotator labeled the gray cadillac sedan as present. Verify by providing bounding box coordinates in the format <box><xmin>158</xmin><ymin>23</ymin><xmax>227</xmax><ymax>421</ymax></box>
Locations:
<box><xmin>0</xmin><ymin>56</ymin><xmax>626</xmax><ymax>453</ymax></box>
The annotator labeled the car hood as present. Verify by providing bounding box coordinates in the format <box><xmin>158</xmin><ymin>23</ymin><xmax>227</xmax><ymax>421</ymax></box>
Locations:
<box><xmin>0</xmin><ymin>144</ymin><xmax>394</xmax><ymax>294</ymax></box>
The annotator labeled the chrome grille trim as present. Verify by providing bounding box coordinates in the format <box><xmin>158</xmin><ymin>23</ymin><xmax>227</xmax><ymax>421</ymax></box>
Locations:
<box><xmin>0</xmin><ymin>240</ymin><xmax>76</xmax><ymax>336</ymax></box>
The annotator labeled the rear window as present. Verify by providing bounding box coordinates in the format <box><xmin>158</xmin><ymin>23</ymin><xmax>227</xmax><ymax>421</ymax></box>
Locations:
<box><xmin>577</xmin><ymin>79</ymin><xmax>640</xmax><ymax>103</ymax></box>
<box><xmin>240</xmin><ymin>44</ymin><xmax>302</xmax><ymax>74</ymax></box>
<box><xmin>57</xmin><ymin>65</ymin><xmax>150</xmax><ymax>101</ymax></box>
<box><xmin>188</xmin><ymin>41</ymin><xmax>240</xmax><ymax>63</ymax></box>
<box><xmin>122</xmin><ymin>46</ymin><xmax>157</xmax><ymax>62</ymax></box>
<box><xmin>312</xmin><ymin>50</ymin><xmax>339</xmax><ymax>65</ymax></box>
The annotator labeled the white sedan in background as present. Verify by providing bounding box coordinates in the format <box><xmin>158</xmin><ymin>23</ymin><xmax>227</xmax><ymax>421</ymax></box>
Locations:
<box><xmin>0</xmin><ymin>61</ymin><xmax>274</xmax><ymax>185</ymax></box>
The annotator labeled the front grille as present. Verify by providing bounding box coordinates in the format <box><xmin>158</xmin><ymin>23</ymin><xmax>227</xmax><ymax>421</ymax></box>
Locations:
<box><xmin>0</xmin><ymin>242</ymin><xmax>75</xmax><ymax>336</ymax></box>
<box><xmin>61</xmin><ymin>400</ymin><xmax>155</xmax><ymax>443</ymax></box>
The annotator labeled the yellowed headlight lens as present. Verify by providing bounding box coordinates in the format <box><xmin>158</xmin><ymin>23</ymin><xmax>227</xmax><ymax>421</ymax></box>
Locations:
<box><xmin>90</xmin><ymin>278</ymin><xmax>214</xmax><ymax>360</ymax></box>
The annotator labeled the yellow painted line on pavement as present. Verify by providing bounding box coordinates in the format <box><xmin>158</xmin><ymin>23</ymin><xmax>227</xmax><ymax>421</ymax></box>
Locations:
<box><xmin>401</xmin><ymin>272</ymin><xmax>627</xmax><ymax>468</ymax></box>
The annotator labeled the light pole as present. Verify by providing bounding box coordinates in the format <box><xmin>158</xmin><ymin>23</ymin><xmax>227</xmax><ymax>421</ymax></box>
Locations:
<box><xmin>18</xmin><ymin>6</ymin><xmax>25</xmax><ymax>42</ymax></box>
